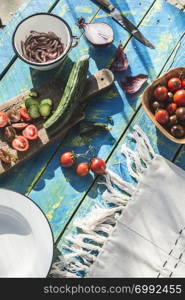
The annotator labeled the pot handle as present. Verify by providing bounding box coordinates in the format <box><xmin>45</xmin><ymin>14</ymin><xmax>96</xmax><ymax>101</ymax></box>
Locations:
<box><xmin>71</xmin><ymin>36</ymin><xmax>80</xmax><ymax>48</ymax></box>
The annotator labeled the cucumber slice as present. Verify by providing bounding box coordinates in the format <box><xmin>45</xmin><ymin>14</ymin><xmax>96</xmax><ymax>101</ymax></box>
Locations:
<box><xmin>40</xmin><ymin>98</ymin><xmax>53</xmax><ymax>107</ymax></box>
<box><xmin>29</xmin><ymin>91</ymin><xmax>39</xmax><ymax>98</ymax></box>
<box><xmin>28</xmin><ymin>105</ymin><xmax>40</xmax><ymax>119</ymax></box>
<box><xmin>39</xmin><ymin>104</ymin><xmax>51</xmax><ymax>117</ymax></box>
<box><xmin>25</xmin><ymin>98</ymin><xmax>39</xmax><ymax>109</ymax></box>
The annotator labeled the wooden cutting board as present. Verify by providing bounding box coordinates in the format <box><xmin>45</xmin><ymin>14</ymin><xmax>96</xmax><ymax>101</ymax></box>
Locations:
<box><xmin>0</xmin><ymin>69</ymin><xmax>114</xmax><ymax>176</ymax></box>
<box><xmin>166</xmin><ymin>0</ymin><xmax>185</xmax><ymax>11</ymax></box>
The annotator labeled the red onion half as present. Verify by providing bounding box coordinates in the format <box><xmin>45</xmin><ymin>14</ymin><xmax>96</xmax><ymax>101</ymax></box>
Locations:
<box><xmin>78</xmin><ymin>17</ymin><xmax>114</xmax><ymax>47</ymax></box>
<box><xmin>121</xmin><ymin>74</ymin><xmax>148</xmax><ymax>94</ymax></box>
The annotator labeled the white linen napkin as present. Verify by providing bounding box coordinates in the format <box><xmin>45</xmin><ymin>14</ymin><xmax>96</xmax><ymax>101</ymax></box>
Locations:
<box><xmin>51</xmin><ymin>126</ymin><xmax>185</xmax><ymax>278</ymax></box>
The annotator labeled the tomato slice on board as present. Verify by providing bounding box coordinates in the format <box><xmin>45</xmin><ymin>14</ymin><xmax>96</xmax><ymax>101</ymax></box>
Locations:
<box><xmin>20</xmin><ymin>108</ymin><xmax>32</xmax><ymax>121</ymax></box>
<box><xmin>0</xmin><ymin>112</ymin><xmax>9</xmax><ymax>128</ymax></box>
<box><xmin>22</xmin><ymin>124</ymin><xmax>38</xmax><ymax>140</ymax></box>
<box><xmin>12</xmin><ymin>136</ymin><xmax>29</xmax><ymax>152</ymax></box>
<box><xmin>12</xmin><ymin>123</ymin><xmax>28</xmax><ymax>130</ymax></box>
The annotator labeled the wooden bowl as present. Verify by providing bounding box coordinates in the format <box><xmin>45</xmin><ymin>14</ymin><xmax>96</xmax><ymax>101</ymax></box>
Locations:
<box><xmin>142</xmin><ymin>67</ymin><xmax>185</xmax><ymax>144</ymax></box>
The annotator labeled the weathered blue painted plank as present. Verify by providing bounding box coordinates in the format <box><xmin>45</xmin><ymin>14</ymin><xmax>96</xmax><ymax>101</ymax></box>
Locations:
<box><xmin>27</xmin><ymin>0</ymin><xmax>185</xmax><ymax>241</ymax></box>
<box><xmin>0</xmin><ymin>0</ymin><xmax>99</xmax><ymax>193</ymax></box>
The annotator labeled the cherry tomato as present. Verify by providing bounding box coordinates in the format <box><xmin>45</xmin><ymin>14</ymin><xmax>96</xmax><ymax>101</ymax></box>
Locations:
<box><xmin>181</xmin><ymin>79</ymin><xmax>185</xmax><ymax>88</ymax></box>
<box><xmin>174</xmin><ymin>89</ymin><xmax>185</xmax><ymax>106</ymax></box>
<box><xmin>90</xmin><ymin>158</ymin><xmax>106</xmax><ymax>175</ymax></box>
<box><xmin>12</xmin><ymin>123</ymin><xmax>28</xmax><ymax>130</ymax></box>
<box><xmin>76</xmin><ymin>162</ymin><xmax>90</xmax><ymax>177</ymax></box>
<box><xmin>8</xmin><ymin>109</ymin><xmax>21</xmax><ymax>123</ymax></box>
<box><xmin>12</xmin><ymin>136</ymin><xmax>29</xmax><ymax>152</ymax></box>
<box><xmin>153</xmin><ymin>86</ymin><xmax>168</xmax><ymax>101</ymax></box>
<box><xmin>0</xmin><ymin>111</ymin><xmax>9</xmax><ymax>128</ymax></box>
<box><xmin>20</xmin><ymin>107</ymin><xmax>32</xmax><ymax>121</ymax></box>
<box><xmin>60</xmin><ymin>152</ymin><xmax>76</xmax><ymax>167</ymax></box>
<box><xmin>22</xmin><ymin>124</ymin><xmax>38</xmax><ymax>140</ymax></box>
<box><xmin>167</xmin><ymin>77</ymin><xmax>181</xmax><ymax>92</ymax></box>
<box><xmin>166</xmin><ymin>103</ymin><xmax>177</xmax><ymax>115</ymax></box>
<box><xmin>155</xmin><ymin>109</ymin><xmax>169</xmax><ymax>125</ymax></box>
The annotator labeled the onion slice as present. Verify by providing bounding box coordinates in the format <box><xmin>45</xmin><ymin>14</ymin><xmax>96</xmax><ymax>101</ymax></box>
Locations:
<box><xmin>111</xmin><ymin>41</ymin><xmax>129</xmax><ymax>71</ymax></box>
<box><xmin>78</xmin><ymin>17</ymin><xmax>114</xmax><ymax>47</ymax></box>
<box><xmin>121</xmin><ymin>74</ymin><xmax>148</xmax><ymax>94</ymax></box>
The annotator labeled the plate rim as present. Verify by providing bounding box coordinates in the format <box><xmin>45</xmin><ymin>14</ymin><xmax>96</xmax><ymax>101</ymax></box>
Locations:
<box><xmin>0</xmin><ymin>188</ymin><xmax>54</xmax><ymax>278</ymax></box>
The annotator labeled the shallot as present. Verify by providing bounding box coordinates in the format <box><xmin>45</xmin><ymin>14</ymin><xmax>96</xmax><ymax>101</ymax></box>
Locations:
<box><xmin>111</xmin><ymin>41</ymin><xmax>129</xmax><ymax>71</ymax></box>
<box><xmin>121</xmin><ymin>74</ymin><xmax>148</xmax><ymax>94</ymax></box>
<box><xmin>78</xmin><ymin>17</ymin><xmax>114</xmax><ymax>47</ymax></box>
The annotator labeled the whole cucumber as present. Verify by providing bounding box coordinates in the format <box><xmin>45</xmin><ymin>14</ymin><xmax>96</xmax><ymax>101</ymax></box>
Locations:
<box><xmin>44</xmin><ymin>56</ymin><xmax>89</xmax><ymax>132</ymax></box>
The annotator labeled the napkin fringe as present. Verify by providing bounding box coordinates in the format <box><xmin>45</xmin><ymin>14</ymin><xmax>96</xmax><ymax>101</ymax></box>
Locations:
<box><xmin>51</xmin><ymin>126</ymin><xmax>155</xmax><ymax>278</ymax></box>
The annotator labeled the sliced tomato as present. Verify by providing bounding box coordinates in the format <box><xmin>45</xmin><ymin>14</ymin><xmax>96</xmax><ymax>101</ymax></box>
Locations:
<box><xmin>20</xmin><ymin>107</ymin><xmax>32</xmax><ymax>122</ymax></box>
<box><xmin>0</xmin><ymin>111</ymin><xmax>9</xmax><ymax>128</ymax></box>
<box><xmin>12</xmin><ymin>123</ymin><xmax>28</xmax><ymax>130</ymax></box>
<box><xmin>12</xmin><ymin>136</ymin><xmax>29</xmax><ymax>152</ymax></box>
<box><xmin>22</xmin><ymin>124</ymin><xmax>38</xmax><ymax>140</ymax></box>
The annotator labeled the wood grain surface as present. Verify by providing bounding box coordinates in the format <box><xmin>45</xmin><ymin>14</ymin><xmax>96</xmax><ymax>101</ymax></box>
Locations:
<box><xmin>1</xmin><ymin>0</ymin><xmax>185</xmax><ymax>278</ymax></box>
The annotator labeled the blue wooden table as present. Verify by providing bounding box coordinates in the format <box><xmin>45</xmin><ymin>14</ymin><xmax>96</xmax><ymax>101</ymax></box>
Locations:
<box><xmin>0</xmin><ymin>0</ymin><xmax>185</xmax><ymax>277</ymax></box>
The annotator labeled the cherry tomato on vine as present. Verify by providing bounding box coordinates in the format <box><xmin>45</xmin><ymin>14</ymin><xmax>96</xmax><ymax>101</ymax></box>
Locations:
<box><xmin>153</xmin><ymin>86</ymin><xmax>168</xmax><ymax>101</ymax></box>
<box><xmin>60</xmin><ymin>152</ymin><xmax>76</xmax><ymax>167</ymax></box>
<box><xmin>90</xmin><ymin>158</ymin><xmax>106</xmax><ymax>175</ymax></box>
<box><xmin>167</xmin><ymin>77</ymin><xmax>181</xmax><ymax>92</ymax></box>
<box><xmin>155</xmin><ymin>109</ymin><xmax>169</xmax><ymax>125</ymax></box>
<box><xmin>76</xmin><ymin>162</ymin><xmax>90</xmax><ymax>177</ymax></box>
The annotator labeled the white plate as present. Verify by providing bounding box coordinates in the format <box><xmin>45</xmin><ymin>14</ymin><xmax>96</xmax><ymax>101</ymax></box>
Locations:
<box><xmin>0</xmin><ymin>189</ymin><xmax>54</xmax><ymax>277</ymax></box>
